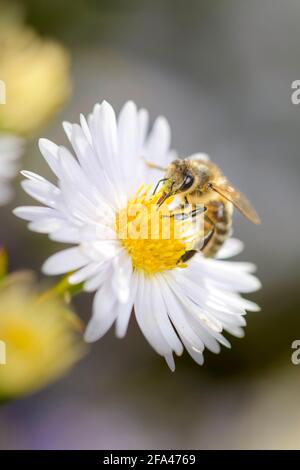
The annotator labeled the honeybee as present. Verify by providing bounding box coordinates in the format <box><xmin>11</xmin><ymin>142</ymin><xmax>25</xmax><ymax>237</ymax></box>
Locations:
<box><xmin>146</xmin><ymin>154</ymin><xmax>260</xmax><ymax>259</ymax></box>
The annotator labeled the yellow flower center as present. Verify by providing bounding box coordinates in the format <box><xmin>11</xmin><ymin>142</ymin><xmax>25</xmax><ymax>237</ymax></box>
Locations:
<box><xmin>116</xmin><ymin>186</ymin><xmax>196</xmax><ymax>275</ymax></box>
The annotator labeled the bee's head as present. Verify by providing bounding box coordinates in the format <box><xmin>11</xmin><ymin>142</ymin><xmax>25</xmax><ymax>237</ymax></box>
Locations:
<box><xmin>156</xmin><ymin>160</ymin><xmax>195</xmax><ymax>207</ymax></box>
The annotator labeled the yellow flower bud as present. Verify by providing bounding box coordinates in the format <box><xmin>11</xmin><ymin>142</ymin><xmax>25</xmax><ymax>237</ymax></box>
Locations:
<box><xmin>0</xmin><ymin>24</ymin><xmax>71</xmax><ymax>136</ymax></box>
<box><xmin>0</xmin><ymin>272</ymin><xmax>85</xmax><ymax>400</ymax></box>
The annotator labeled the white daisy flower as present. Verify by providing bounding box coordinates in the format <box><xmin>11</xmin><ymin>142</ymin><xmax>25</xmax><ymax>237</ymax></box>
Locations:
<box><xmin>14</xmin><ymin>100</ymin><xmax>261</xmax><ymax>370</ymax></box>
<box><xmin>0</xmin><ymin>134</ymin><xmax>23</xmax><ymax>205</ymax></box>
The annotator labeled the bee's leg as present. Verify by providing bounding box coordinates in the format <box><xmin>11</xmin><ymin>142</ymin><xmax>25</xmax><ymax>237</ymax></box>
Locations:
<box><xmin>142</xmin><ymin>157</ymin><xmax>167</xmax><ymax>172</ymax></box>
<box><xmin>202</xmin><ymin>224</ymin><xmax>215</xmax><ymax>250</ymax></box>
<box><xmin>170</xmin><ymin>205</ymin><xmax>207</xmax><ymax>221</ymax></box>
<box><xmin>181</xmin><ymin>216</ymin><xmax>214</xmax><ymax>263</ymax></box>
<box><xmin>180</xmin><ymin>250</ymin><xmax>197</xmax><ymax>263</ymax></box>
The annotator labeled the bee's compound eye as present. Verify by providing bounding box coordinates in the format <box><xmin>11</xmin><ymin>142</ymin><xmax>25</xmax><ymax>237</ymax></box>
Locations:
<box><xmin>181</xmin><ymin>174</ymin><xmax>194</xmax><ymax>191</ymax></box>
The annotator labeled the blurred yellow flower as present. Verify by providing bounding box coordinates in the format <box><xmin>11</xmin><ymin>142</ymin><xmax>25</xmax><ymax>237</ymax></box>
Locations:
<box><xmin>0</xmin><ymin>24</ymin><xmax>71</xmax><ymax>136</ymax></box>
<box><xmin>0</xmin><ymin>272</ymin><xmax>85</xmax><ymax>400</ymax></box>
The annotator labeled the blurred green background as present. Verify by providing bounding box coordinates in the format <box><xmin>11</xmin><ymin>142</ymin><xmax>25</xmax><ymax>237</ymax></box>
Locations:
<box><xmin>1</xmin><ymin>0</ymin><xmax>300</xmax><ymax>449</ymax></box>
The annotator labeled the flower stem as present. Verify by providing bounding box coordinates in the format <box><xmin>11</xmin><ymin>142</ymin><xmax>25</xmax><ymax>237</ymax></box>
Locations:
<box><xmin>0</xmin><ymin>247</ymin><xmax>8</xmax><ymax>281</ymax></box>
<box><xmin>37</xmin><ymin>275</ymin><xmax>84</xmax><ymax>304</ymax></box>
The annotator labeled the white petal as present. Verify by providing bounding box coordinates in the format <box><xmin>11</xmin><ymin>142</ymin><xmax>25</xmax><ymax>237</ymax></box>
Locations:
<box><xmin>70</xmin><ymin>123</ymin><xmax>103</xmax><ymax>185</ymax></box>
<box><xmin>13</xmin><ymin>206</ymin><xmax>58</xmax><ymax>222</ymax></box>
<box><xmin>137</xmin><ymin>108</ymin><xmax>149</xmax><ymax>151</ymax></box>
<box><xmin>152</xmin><ymin>277</ymin><xmax>183</xmax><ymax>356</ymax></box>
<box><xmin>159</xmin><ymin>275</ymin><xmax>205</xmax><ymax>353</ymax></box>
<box><xmin>21</xmin><ymin>178</ymin><xmax>60</xmax><ymax>208</ymax></box>
<box><xmin>62</xmin><ymin>121</ymin><xmax>72</xmax><ymax>140</ymax></box>
<box><xmin>80</xmin><ymin>113</ymin><xmax>92</xmax><ymax>145</ymax></box>
<box><xmin>115</xmin><ymin>303</ymin><xmax>134</xmax><ymax>338</ymax></box>
<box><xmin>38</xmin><ymin>138</ymin><xmax>61</xmax><ymax>177</ymax></box>
<box><xmin>216</xmin><ymin>238</ymin><xmax>244</xmax><ymax>259</ymax></box>
<box><xmin>111</xmin><ymin>251</ymin><xmax>132</xmax><ymax>303</ymax></box>
<box><xmin>68</xmin><ymin>261</ymin><xmax>107</xmax><ymax>285</ymax></box>
<box><xmin>188</xmin><ymin>257</ymin><xmax>261</xmax><ymax>293</ymax></box>
<box><xmin>145</xmin><ymin>116</ymin><xmax>171</xmax><ymax>164</ymax></box>
<box><xmin>28</xmin><ymin>218</ymin><xmax>64</xmax><ymax>233</ymax></box>
<box><xmin>164</xmin><ymin>354</ymin><xmax>176</xmax><ymax>371</ymax></box>
<box><xmin>21</xmin><ymin>170</ymin><xmax>48</xmax><ymax>182</ymax></box>
<box><xmin>42</xmin><ymin>247</ymin><xmax>89</xmax><ymax>275</ymax></box>
<box><xmin>117</xmin><ymin>101</ymin><xmax>139</xmax><ymax>192</ymax></box>
<box><xmin>49</xmin><ymin>226</ymin><xmax>81</xmax><ymax>243</ymax></box>
<box><xmin>115</xmin><ymin>275</ymin><xmax>136</xmax><ymax>338</ymax></box>
<box><xmin>134</xmin><ymin>272</ymin><xmax>173</xmax><ymax>356</ymax></box>
<box><xmin>118</xmin><ymin>101</ymin><xmax>138</xmax><ymax>162</ymax></box>
<box><xmin>182</xmin><ymin>341</ymin><xmax>205</xmax><ymax>365</ymax></box>
<box><xmin>84</xmin><ymin>263</ymin><xmax>112</xmax><ymax>292</ymax></box>
<box><xmin>84</xmin><ymin>281</ymin><xmax>117</xmax><ymax>342</ymax></box>
<box><xmin>206</xmin><ymin>285</ymin><xmax>260</xmax><ymax>313</ymax></box>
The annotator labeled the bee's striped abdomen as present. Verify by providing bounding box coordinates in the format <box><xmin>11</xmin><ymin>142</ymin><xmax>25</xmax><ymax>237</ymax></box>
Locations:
<box><xmin>202</xmin><ymin>200</ymin><xmax>233</xmax><ymax>258</ymax></box>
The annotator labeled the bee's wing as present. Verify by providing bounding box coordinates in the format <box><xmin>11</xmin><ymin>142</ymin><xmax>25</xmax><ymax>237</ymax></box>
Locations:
<box><xmin>211</xmin><ymin>182</ymin><xmax>261</xmax><ymax>224</ymax></box>
<box><xmin>186</xmin><ymin>153</ymin><xmax>210</xmax><ymax>162</ymax></box>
